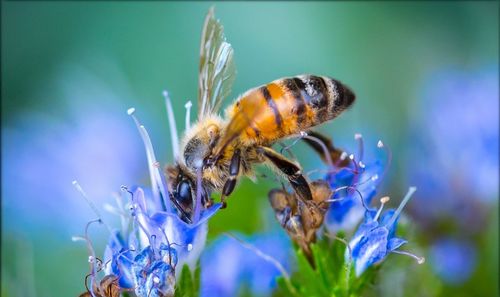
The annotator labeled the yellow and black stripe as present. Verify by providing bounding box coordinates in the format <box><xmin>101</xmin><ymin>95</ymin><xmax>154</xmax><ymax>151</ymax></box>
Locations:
<box><xmin>233</xmin><ymin>74</ymin><xmax>355</xmax><ymax>144</ymax></box>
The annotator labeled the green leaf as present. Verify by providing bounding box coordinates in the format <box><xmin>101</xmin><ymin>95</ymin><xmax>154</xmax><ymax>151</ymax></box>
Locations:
<box><xmin>175</xmin><ymin>264</ymin><xmax>200</xmax><ymax>297</ymax></box>
<box><xmin>274</xmin><ymin>234</ymin><xmax>380</xmax><ymax>297</ymax></box>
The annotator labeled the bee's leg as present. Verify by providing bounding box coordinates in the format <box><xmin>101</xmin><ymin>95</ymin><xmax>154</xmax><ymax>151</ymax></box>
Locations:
<box><xmin>220</xmin><ymin>149</ymin><xmax>241</xmax><ymax>208</ymax></box>
<box><xmin>303</xmin><ymin>130</ymin><xmax>349</xmax><ymax>167</ymax></box>
<box><xmin>258</xmin><ymin>146</ymin><xmax>313</xmax><ymax>202</ymax></box>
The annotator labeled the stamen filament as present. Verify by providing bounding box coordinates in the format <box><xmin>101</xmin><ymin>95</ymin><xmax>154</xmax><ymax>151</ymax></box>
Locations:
<box><xmin>163</xmin><ymin>91</ymin><xmax>180</xmax><ymax>160</ymax></box>
<box><xmin>374</xmin><ymin>196</ymin><xmax>390</xmax><ymax>221</ymax></box>
<box><xmin>185</xmin><ymin>100</ymin><xmax>192</xmax><ymax>131</ymax></box>
<box><xmin>392</xmin><ymin>250</ymin><xmax>425</xmax><ymax>264</ymax></box>
<box><xmin>128</xmin><ymin>108</ymin><xmax>161</xmax><ymax>210</ymax></box>
<box><xmin>128</xmin><ymin>108</ymin><xmax>172</xmax><ymax>213</ymax></box>
<box><xmin>72</xmin><ymin>180</ymin><xmax>102</xmax><ymax>219</ymax></box>
<box><xmin>355</xmin><ymin>133</ymin><xmax>364</xmax><ymax>162</ymax></box>
<box><xmin>386</xmin><ymin>187</ymin><xmax>416</xmax><ymax>227</ymax></box>
<box><xmin>72</xmin><ymin>181</ymin><xmax>121</xmax><ymax>246</ymax></box>
<box><xmin>325</xmin><ymin>186</ymin><xmax>369</xmax><ymax>211</ymax></box>
<box><xmin>377</xmin><ymin>140</ymin><xmax>393</xmax><ymax>180</ymax></box>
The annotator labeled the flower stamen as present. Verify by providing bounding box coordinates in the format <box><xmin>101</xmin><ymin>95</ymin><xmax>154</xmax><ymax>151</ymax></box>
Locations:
<box><xmin>374</xmin><ymin>196</ymin><xmax>390</xmax><ymax>221</ymax></box>
<box><xmin>386</xmin><ymin>187</ymin><xmax>417</xmax><ymax>227</ymax></box>
<box><xmin>184</xmin><ymin>100</ymin><xmax>192</xmax><ymax>131</ymax></box>
<box><xmin>355</xmin><ymin>133</ymin><xmax>364</xmax><ymax>163</ymax></box>
<box><xmin>377</xmin><ymin>140</ymin><xmax>392</xmax><ymax>180</ymax></box>
<box><xmin>391</xmin><ymin>249</ymin><xmax>426</xmax><ymax>264</ymax></box>
<box><xmin>162</xmin><ymin>90</ymin><xmax>180</xmax><ymax>160</ymax></box>
<box><xmin>128</xmin><ymin>108</ymin><xmax>172</xmax><ymax>213</ymax></box>
<box><xmin>325</xmin><ymin>186</ymin><xmax>369</xmax><ymax>211</ymax></box>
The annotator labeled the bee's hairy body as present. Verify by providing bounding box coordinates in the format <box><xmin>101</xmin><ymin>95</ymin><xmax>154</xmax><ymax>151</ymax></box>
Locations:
<box><xmin>228</xmin><ymin>75</ymin><xmax>355</xmax><ymax>145</ymax></box>
<box><xmin>170</xmin><ymin>74</ymin><xmax>355</xmax><ymax>215</ymax></box>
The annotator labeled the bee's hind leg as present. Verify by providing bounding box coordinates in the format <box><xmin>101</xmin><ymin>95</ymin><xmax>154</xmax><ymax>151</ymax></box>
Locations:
<box><xmin>220</xmin><ymin>149</ymin><xmax>241</xmax><ymax>208</ymax></box>
<box><xmin>303</xmin><ymin>130</ymin><xmax>349</xmax><ymax>167</ymax></box>
<box><xmin>257</xmin><ymin>146</ymin><xmax>313</xmax><ymax>202</ymax></box>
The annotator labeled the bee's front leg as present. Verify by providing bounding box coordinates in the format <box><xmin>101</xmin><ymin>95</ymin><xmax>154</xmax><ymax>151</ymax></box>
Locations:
<box><xmin>257</xmin><ymin>146</ymin><xmax>313</xmax><ymax>202</ymax></box>
<box><xmin>220</xmin><ymin>149</ymin><xmax>241</xmax><ymax>208</ymax></box>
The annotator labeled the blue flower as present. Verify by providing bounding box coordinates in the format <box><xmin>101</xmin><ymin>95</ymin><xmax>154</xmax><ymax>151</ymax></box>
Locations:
<box><xmin>102</xmin><ymin>187</ymin><xmax>221</xmax><ymax>295</ymax></box>
<box><xmin>324</xmin><ymin>136</ymin><xmax>386</xmax><ymax>232</ymax></box>
<box><xmin>78</xmin><ymin>94</ymin><xmax>221</xmax><ymax>297</ymax></box>
<box><xmin>200</xmin><ymin>231</ymin><xmax>292</xmax><ymax>297</ymax></box>
<box><xmin>347</xmin><ymin>187</ymin><xmax>424</xmax><ymax>276</ymax></box>
<box><xmin>429</xmin><ymin>238</ymin><xmax>477</xmax><ymax>285</ymax></box>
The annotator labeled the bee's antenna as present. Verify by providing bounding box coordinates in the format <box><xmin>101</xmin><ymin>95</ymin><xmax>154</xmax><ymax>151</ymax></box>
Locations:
<box><xmin>127</xmin><ymin>107</ymin><xmax>172</xmax><ymax>213</ymax></box>
<box><xmin>185</xmin><ymin>100</ymin><xmax>193</xmax><ymax>132</ymax></box>
<box><xmin>224</xmin><ymin>232</ymin><xmax>297</xmax><ymax>295</ymax></box>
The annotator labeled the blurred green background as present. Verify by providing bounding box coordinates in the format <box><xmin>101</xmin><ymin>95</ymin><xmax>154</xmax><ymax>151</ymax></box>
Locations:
<box><xmin>2</xmin><ymin>2</ymin><xmax>498</xmax><ymax>297</ymax></box>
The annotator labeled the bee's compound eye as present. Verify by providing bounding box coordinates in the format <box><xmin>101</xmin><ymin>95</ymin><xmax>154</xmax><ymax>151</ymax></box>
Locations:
<box><xmin>177</xmin><ymin>180</ymin><xmax>193</xmax><ymax>208</ymax></box>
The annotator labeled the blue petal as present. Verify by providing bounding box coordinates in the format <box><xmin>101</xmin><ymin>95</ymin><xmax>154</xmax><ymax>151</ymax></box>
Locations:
<box><xmin>103</xmin><ymin>230</ymin><xmax>135</xmax><ymax>288</ymax></box>
<box><xmin>132</xmin><ymin>246</ymin><xmax>155</xmax><ymax>296</ymax></box>
<box><xmin>132</xmin><ymin>187</ymin><xmax>149</xmax><ymax>215</ymax></box>
<box><xmin>387</xmin><ymin>237</ymin><xmax>407</xmax><ymax>251</ymax></box>
<box><xmin>325</xmin><ymin>159</ymin><xmax>385</xmax><ymax>231</ymax></box>
<box><xmin>352</xmin><ymin>227</ymin><xmax>389</xmax><ymax>276</ymax></box>
<box><xmin>159</xmin><ymin>243</ymin><xmax>178</xmax><ymax>267</ymax></box>
<box><xmin>145</xmin><ymin>261</ymin><xmax>176</xmax><ymax>297</ymax></box>
<box><xmin>379</xmin><ymin>209</ymin><xmax>398</xmax><ymax>237</ymax></box>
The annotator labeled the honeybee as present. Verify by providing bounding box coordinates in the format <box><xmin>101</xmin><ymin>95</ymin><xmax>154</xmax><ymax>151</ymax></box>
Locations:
<box><xmin>269</xmin><ymin>180</ymin><xmax>333</xmax><ymax>258</ymax></box>
<box><xmin>167</xmin><ymin>8</ymin><xmax>355</xmax><ymax>222</ymax></box>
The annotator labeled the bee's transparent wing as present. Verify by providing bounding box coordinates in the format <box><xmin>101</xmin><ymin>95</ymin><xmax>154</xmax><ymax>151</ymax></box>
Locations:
<box><xmin>198</xmin><ymin>7</ymin><xmax>236</xmax><ymax>120</ymax></box>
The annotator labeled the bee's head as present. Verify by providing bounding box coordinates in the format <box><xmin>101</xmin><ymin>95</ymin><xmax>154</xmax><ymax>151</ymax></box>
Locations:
<box><xmin>166</xmin><ymin>165</ymin><xmax>195</xmax><ymax>223</ymax></box>
<box><xmin>181</xmin><ymin>120</ymin><xmax>222</xmax><ymax>171</ymax></box>
<box><xmin>165</xmin><ymin>165</ymin><xmax>211</xmax><ymax>223</ymax></box>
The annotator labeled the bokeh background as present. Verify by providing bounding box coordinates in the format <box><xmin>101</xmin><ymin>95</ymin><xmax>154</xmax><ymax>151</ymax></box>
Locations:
<box><xmin>2</xmin><ymin>2</ymin><xmax>498</xmax><ymax>297</ymax></box>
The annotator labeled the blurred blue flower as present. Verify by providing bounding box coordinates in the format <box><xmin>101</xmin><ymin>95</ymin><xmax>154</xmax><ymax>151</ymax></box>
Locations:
<box><xmin>408</xmin><ymin>67</ymin><xmax>498</xmax><ymax>214</ymax></box>
<box><xmin>200</xmin><ymin>231</ymin><xmax>292</xmax><ymax>297</ymax></box>
<box><xmin>324</xmin><ymin>137</ymin><xmax>386</xmax><ymax>232</ymax></box>
<box><xmin>347</xmin><ymin>187</ymin><xmax>423</xmax><ymax>276</ymax></box>
<box><xmin>2</xmin><ymin>66</ymin><xmax>143</xmax><ymax>235</ymax></box>
<box><xmin>429</xmin><ymin>238</ymin><xmax>477</xmax><ymax>285</ymax></box>
<box><xmin>406</xmin><ymin>68</ymin><xmax>497</xmax><ymax>285</ymax></box>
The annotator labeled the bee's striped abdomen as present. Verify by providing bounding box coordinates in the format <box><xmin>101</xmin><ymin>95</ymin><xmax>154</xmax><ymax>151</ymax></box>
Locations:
<box><xmin>282</xmin><ymin>75</ymin><xmax>355</xmax><ymax>127</ymax></box>
<box><xmin>233</xmin><ymin>74</ymin><xmax>355</xmax><ymax>144</ymax></box>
